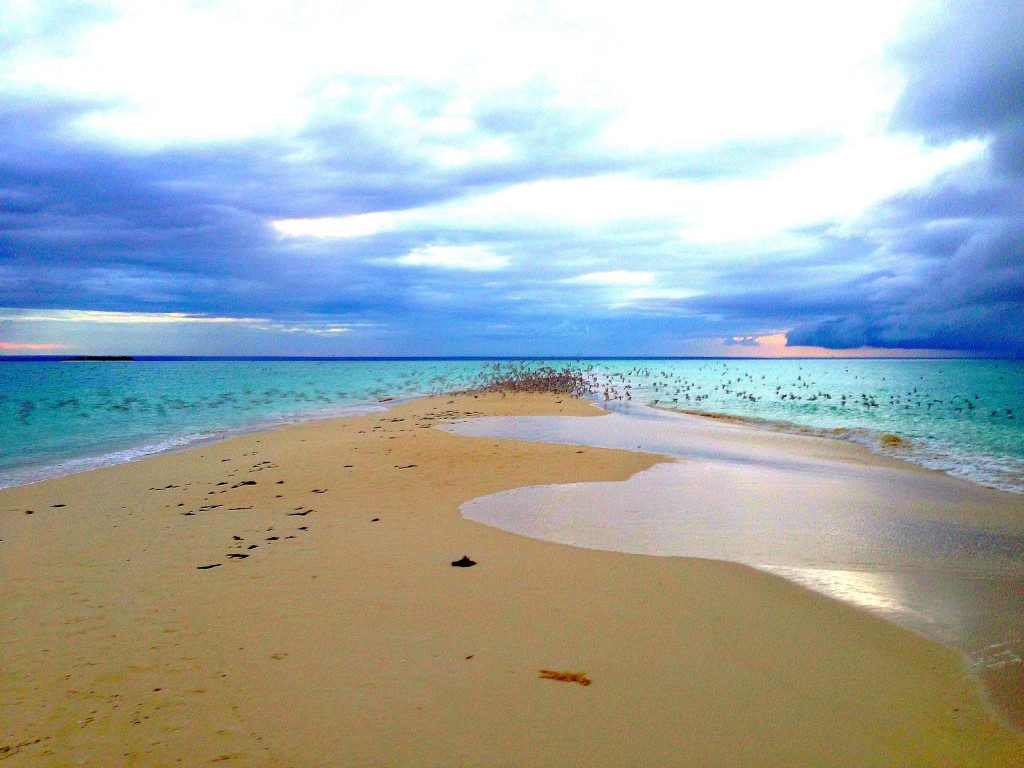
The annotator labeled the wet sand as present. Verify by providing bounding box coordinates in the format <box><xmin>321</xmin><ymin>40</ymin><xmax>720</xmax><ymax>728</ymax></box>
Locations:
<box><xmin>1</xmin><ymin>393</ymin><xmax>1022</xmax><ymax>766</ymax></box>
<box><xmin>452</xmin><ymin>401</ymin><xmax>1024</xmax><ymax>729</ymax></box>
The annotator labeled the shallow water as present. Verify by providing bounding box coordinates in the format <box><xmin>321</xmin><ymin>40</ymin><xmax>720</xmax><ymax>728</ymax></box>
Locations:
<box><xmin>450</xmin><ymin>403</ymin><xmax>1024</xmax><ymax>729</ymax></box>
<box><xmin>590</xmin><ymin>359</ymin><xmax>1024</xmax><ymax>493</ymax></box>
<box><xmin>0</xmin><ymin>359</ymin><xmax>492</xmax><ymax>488</ymax></box>
<box><xmin>2</xmin><ymin>357</ymin><xmax>1021</xmax><ymax>493</ymax></box>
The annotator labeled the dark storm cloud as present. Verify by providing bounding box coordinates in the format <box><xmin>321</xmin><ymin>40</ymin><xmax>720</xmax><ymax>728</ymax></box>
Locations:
<box><xmin>0</xmin><ymin>94</ymin><xmax>447</xmax><ymax>315</ymax></box>
<box><xmin>668</xmin><ymin>178</ymin><xmax>1024</xmax><ymax>356</ymax></box>
<box><xmin>889</xmin><ymin>0</ymin><xmax>1024</xmax><ymax>188</ymax></box>
<box><xmin>777</xmin><ymin>0</ymin><xmax>1024</xmax><ymax>355</ymax></box>
<box><xmin>891</xmin><ymin>0</ymin><xmax>1024</xmax><ymax>150</ymax></box>
<box><xmin>780</xmin><ymin>179</ymin><xmax>1024</xmax><ymax>354</ymax></box>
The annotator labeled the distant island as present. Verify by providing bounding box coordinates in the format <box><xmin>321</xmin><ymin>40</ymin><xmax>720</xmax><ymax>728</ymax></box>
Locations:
<box><xmin>63</xmin><ymin>355</ymin><xmax>135</xmax><ymax>362</ymax></box>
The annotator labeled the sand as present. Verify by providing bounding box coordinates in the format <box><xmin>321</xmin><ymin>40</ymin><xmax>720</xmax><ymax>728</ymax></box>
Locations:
<box><xmin>1</xmin><ymin>392</ymin><xmax>1022</xmax><ymax>766</ymax></box>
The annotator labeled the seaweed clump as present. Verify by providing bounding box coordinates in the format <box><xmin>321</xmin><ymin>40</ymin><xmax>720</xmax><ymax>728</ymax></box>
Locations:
<box><xmin>539</xmin><ymin>669</ymin><xmax>592</xmax><ymax>686</ymax></box>
<box><xmin>457</xmin><ymin>362</ymin><xmax>597</xmax><ymax>398</ymax></box>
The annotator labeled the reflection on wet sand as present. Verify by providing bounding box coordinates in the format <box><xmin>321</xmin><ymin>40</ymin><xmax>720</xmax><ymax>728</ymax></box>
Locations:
<box><xmin>450</xmin><ymin>403</ymin><xmax>1024</xmax><ymax>729</ymax></box>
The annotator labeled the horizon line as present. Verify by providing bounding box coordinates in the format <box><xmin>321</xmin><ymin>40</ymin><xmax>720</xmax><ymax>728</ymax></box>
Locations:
<box><xmin>0</xmin><ymin>354</ymin><xmax>1017</xmax><ymax>362</ymax></box>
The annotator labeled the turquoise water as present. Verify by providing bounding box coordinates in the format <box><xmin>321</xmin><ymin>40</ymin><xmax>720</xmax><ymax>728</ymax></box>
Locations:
<box><xmin>1</xmin><ymin>358</ymin><xmax>1021</xmax><ymax>493</ymax></box>
<box><xmin>588</xmin><ymin>359</ymin><xmax>1023</xmax><ymax>493</ymax></box>
<box><xmin>0</xmin><ymin>359</ymin><xmax>490</xmax><ymax>488</ymax></box>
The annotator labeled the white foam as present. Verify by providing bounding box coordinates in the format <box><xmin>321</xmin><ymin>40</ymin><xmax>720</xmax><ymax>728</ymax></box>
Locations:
<box><xmin>837</xmin><ymin>430</ymin><xmax>1024</xmax><ymax>494</ymax></box>
<box><xmin>634</xmin><ymin>404</ymin><xmax>1024</xmax><ymax>495</ymax></box>
<box><xmin>0</xmin><ymin>433</ymin><xmax>218</xmax><ymax>489</ymax></box>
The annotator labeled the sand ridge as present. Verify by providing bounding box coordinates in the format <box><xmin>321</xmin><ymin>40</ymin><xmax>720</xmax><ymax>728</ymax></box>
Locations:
<box><xmin>1</xmin><ymin>392</ymin><xmax>1022</xmax><ymax>766</ymax></box>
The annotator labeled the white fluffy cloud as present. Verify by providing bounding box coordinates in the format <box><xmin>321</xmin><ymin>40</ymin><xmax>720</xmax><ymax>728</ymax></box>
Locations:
<box><xmin>5</xmin><ymin>0</ymin><xmax>915</xmax><ymax>148</ymax></box>
<box><xmin>395</xmin><ymin>245</ymin><xmax>508</xmax><ymax>271</ymax></box>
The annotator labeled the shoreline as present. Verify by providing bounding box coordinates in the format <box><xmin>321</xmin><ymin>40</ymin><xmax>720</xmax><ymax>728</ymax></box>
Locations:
<box><xmin>5</xmin><ymin>384</ymin><xmax>1021</xmax><ymax>497</ymax></box>
<box><xmin>0</xmin><ymin>399</ymin><xmax>396</xmax><ymax>491</ymax></box>
<box><xmin>2</xmin><ymin>392</ymin><xmax>1023</xmax><ymax>765</ymax></box>
<box><xmin>3</xmin><ymin>391</ymin><xmax>1019</xmax><ymax>496</ymax></box>
<box><xmin>449</xmin><ymin>400</ymin><xmax>1024</xmax><ymax>731</ymax></box>
<box><xmin>648</xmin><ymin>402</ymin><xmax>1024</xmax><ymax>495</ymax></box>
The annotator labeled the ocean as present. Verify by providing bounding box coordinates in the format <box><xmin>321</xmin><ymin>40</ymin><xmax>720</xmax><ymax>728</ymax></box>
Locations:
<box><xmin>1</xmin><ymin>357</ymin><xmax>1022</xmax><ymax>493</ymax></box>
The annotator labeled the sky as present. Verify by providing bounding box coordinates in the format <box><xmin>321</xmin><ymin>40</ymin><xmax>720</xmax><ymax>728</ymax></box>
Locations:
<box><xmin>0</xmin><ymin>0</ymin><xmax>1021</xmax><ymax>357</ymax></box>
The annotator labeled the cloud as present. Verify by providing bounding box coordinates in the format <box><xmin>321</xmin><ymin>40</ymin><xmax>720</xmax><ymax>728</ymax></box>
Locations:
<box><xmin>0</xmin><ymin>1</ymin><xmax>1019</xmax><ymax>357</ymax></box>
<box><xmin>0</xmin><ymin>309</ymin><xmax>266</xmax><ymax>324</ymax></box>
<box><xmin>723</xmin><ymin>336</ymin><xmax>762</xmax><ymax>347</ymax></box>
<box><xmin>0</xmin><ymin>308</ymin><xmax>382</xmax><ymax>342</ymax></box>
<box><xmin>778</xmin><ymin>1</ymin><xmax>1024</xmax><ymax>355</ymax></box>
<box><xmin>394</xmin><ymin>245</ymin><xmax>508</xmax><ymax>271</ymax></box>
<box><xmin>784</xmin><ymin>215</ymin><xmax>1024</xmax><ymax>354</ymax></box>
<box><xmin>563</xmin><ymin>271</ymin><xmax>655</xmax><ymax>286</ymax></box>
<box><xmin>0</xmin><ymin>341</ymin><xmax>67</xmax><ymax>350</ymax></box>
<box><xmin>890</xmin><ymin>1</ymin><xmax>1024</xmax><ymax>152</ymax></box>
<box><xmin>3</xmin><ymin>2</ymin><xmax>912</xmax><ymax>149</ymax></box>
<box><xmin>273</xmin><ymin>212</ymin><xmax>398</xmax><ymax>239</ymax></box>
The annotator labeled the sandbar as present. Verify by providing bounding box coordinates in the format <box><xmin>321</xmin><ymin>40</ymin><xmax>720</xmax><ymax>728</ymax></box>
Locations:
<box><xmin>1</xmin><ymin>392</ymin><xmax>1022</xmax><ymax>766</ymax></box>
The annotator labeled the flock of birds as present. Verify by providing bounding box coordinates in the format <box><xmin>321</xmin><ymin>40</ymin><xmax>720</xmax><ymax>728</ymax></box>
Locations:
<box><xmin>584</xmin><ymin>364</ymin><xmax>1016</xmax><ymax>423</ymax></box>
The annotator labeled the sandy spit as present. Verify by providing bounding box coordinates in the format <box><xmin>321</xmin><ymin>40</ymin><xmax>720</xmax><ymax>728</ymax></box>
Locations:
<box><xmin>1</xmin><ymin>392</ymin><xmax>1021</xmax><ymax>767</ymax></box>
